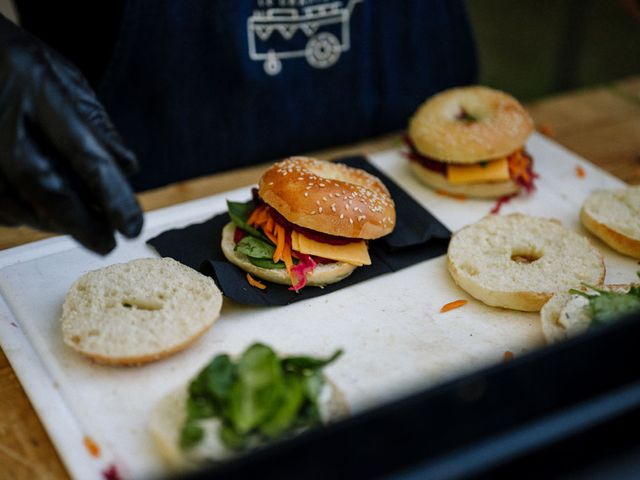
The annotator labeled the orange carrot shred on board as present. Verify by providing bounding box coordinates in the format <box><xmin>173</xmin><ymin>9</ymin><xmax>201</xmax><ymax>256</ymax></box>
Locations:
<box><xmin>246</xmin><ymin>273</ymin><xmax>267</xmax><ymax>290</ymax></box>
<box><xmin>435</xmin><ymin>189</ymin><xmax>467</xmax><ymax>201</ymax></box>
<box><xmin>575</xmin><ymin>165</ymin><xmax>586</xmax><ymax>178</ymax></box>
<box><xmin>83</xmin><ymin>435</ymin><xmax>101</xmax><ymax>458</ymax></box>
<box><xmin>537</xmin><ymin>124</ymin><xmax>555</xmax><ymax>138</ymax></box>
<box><xmin>440</xmin><ymin>299</ymin><xmax>467</xmax><ymax>313</ymax></box>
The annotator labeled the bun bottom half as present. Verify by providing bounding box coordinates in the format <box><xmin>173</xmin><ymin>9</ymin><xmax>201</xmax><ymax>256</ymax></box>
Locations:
<box><xmin>409</xmin><ymin>161</ymin><xmax>520</xmax><ymax>199</ymax></box>
<box><xmin>221</xmin><ymin>223</ymin><xmax>357</xmax><ymax>287</ymax></box>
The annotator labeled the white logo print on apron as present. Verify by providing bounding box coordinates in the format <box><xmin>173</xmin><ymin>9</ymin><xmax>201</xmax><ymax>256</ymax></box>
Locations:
<box><xmin>247</xmin><ymin>0</ymin><xmax>363</xmax><ymax>75</ymax></box>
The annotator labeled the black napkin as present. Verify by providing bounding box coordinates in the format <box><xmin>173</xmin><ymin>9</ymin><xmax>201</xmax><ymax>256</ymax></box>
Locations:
<box><xmin>147</xmin><ymin>156</ymin><xmax>450</xmax><ymax>306</ymax></box>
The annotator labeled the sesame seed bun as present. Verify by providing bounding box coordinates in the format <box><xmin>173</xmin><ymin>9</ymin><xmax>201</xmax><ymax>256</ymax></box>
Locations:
<box><xmin>409</xmin><ymin>86</ymin><xmax>533</xmax><ymax>164</ymax></box>
<box><xmin>258</xmin><ymin>157</ymin><xmax>396</xmax><ymax>239</ymax></box>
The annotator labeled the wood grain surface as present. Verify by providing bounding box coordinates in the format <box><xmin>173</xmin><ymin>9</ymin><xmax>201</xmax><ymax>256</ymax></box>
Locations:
<box><xmin>1</xmin><ymin>78</ymin><xmax>639</xmax><ymax>480</ymax></box>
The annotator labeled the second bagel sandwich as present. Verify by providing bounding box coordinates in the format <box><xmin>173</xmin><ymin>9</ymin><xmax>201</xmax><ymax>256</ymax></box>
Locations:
<box><xmin>223</xmin><ymin>157</ymin><xmax>396</xmax><ymax>291</ymax></box>
<box><xmin>406</xmin><ymin>86</ymin><xmax>536</xmax><ymax>198</ymax></box>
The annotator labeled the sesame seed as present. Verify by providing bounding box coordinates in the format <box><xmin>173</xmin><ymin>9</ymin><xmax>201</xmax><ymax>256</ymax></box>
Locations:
<box><xmin>349</xmin><ymin>218</ymin><xmax>354</xmax><ymax>224</ymax></box>
<box><xmin>331</xmin><ymin>204</ymin><xmax>337</xmax><ymax>212</ymax></box>
<box><xmin>304</xmin><ymin>192</ymin><xmax>309</xmax><ymax>197</ymax></box>
<box><xmin>318</xmin><ymin>207</ymin><xmax>323</xmax><ymax>213</ymax></box>
<box><xmin>310</xmin><ymin>211</ymin><xmax>316</xmax><ymax>215</ymax></box>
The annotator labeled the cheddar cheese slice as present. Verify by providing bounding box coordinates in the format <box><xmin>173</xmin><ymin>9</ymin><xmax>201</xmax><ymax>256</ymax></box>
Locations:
<box><xmin>291</xmin><ymin>231</ymin><xmax>371</xmax><ymax>266</ymax></box>
<box><xmin>447</xmin><ymin>158</ymin><xmax>510</xmax><ymax>185</ymax></box>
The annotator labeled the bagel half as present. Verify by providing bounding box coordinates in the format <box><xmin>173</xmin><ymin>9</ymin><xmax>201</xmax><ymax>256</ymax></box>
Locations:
<box><xmin>447</xmin><ymin>214</ymin><xmax>605</xmax><ymax>312</ymax></box>
<box><xmin>580</xmin><ymin>186</ymin><xmax>640</xmax><ymax>259</ymax></box>
<box><xmin>60</xmin><ymin>258</ymin><xmax>223</xmax><ymax>365</ymax></box>
<box><xmin>406</xmin><ymin>86</ymin><xmax>536</xmax><ymax>198</ymax></box>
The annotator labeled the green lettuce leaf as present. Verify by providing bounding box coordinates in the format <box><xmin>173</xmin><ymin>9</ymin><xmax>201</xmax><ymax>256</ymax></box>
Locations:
<box><xmin>248</xmin><ymin>257</ymin><xmax>286</xmax><ymax>269</ymax></box>
<box><xmin>180</xmin><ymin>344</ymin><xmax>343</xmax><ymax>452</ymax></box>
<box><xmin>570</xmin><ymin>274</ymin><xmax>640</xmax><ymax>327</ymax></box>
<box><xmin>227</xmin><ymin>200</ymin><xmax>271</xmax><ymax>243</ymax></box>
<box><xmin>235</xmin><ymin>236</ymin><xmax>276</xmax><ymax>259</ymax></box>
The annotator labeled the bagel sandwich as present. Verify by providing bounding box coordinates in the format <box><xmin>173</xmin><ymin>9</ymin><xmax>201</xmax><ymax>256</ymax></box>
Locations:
<box><xmin>406</xmin><ymin>86</ymin><xmax>536</xmax><ymax>198</ymax></box>
<box><xmin>149</xmin><ymin>343</ymin><xmax>348</xmax><ymax>469</ymax></box>
<box><xmin>223</xmin><ymin>157</ymin><xmax>396</xmax><ymax>291</ymax></box>
<box><xmin>541</xmin><ymin>275</ymin><xmax>640</xmax><ymax>344</ymax></box>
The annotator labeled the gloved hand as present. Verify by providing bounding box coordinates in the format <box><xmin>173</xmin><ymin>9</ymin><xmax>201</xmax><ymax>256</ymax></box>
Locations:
<box><xmin>0</xmin><ymin>15</ymin><xmax>143</xmax><ymax>254</ymax></box>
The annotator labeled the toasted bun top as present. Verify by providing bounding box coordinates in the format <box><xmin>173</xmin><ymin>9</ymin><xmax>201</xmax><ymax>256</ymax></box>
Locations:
<box><xmin>408</xmin><ymin>86</ymin><xmax>533</xmax><ymax>164</ymax></box>
<box><xmin>258</xmin><ymin>157</ymin><xmax>395</xmax><ymax>239</ymax></box>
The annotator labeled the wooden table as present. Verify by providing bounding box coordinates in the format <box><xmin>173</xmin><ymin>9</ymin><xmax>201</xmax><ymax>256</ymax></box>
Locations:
<box><xmin>1</xmin><ymin>78</ymin><xmax>639</xmax><ymax>479</ymax></box>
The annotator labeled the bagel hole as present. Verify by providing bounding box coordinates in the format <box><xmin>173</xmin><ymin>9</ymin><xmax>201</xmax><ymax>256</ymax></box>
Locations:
<box><xmin>121</xmin><ymin>298</ymin><xmax>163</xmax><ymax>311</ymax></box>
<box><xmin>510</xmin><ymin>248</ymin><xmax>542</xmax><ymax>264</ymax></box>
<box><xmin>455</xmin><ymin>107</ymin><xmax>478</xmax><ymax>123</ymax></box>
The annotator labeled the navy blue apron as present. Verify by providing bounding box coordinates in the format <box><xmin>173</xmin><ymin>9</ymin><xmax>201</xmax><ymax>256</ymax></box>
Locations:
<box><xmin>96</xmin><ymin>0</ymin><xmax>477</xmax><ymax>191</ymax></box>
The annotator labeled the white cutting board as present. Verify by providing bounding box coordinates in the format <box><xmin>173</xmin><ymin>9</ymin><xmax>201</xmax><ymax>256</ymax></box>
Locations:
<box><xmin>0</xmin><ymin>133</ymin><xmax>637</xmax><ymax>480</ymax></box>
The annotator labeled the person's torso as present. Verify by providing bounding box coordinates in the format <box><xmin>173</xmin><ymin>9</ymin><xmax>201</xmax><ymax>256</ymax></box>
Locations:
<box><xmin>20</xmin><ymin>0</ymin><xmax>477</xmax><ymax>191</ymax></box>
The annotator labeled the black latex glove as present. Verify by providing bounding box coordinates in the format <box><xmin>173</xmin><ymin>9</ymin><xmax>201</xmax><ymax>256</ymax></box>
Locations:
<box><xmin>0</xmin><ymin>15</ymin><xmax>143</xmax><ymax>254</ymax></box>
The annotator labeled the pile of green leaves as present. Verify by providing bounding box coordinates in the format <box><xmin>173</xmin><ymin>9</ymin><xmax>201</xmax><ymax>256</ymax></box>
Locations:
<box><xmin>179</xmin><ymin>343</ymin><xmax>342</xmax><ymax>451</ymax></box>
<box><xmin>570</xmin><ymin>272</ymin><xmax>640</xmax><ymax>327</ymax></box>
<box><xmin>227</xmin><ymin>200</ymin><xmax>289</xmax><ymax>270</ymax></box>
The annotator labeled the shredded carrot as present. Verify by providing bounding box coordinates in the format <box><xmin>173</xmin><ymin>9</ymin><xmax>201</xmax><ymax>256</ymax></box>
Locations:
<box><xmin>440</xmin><ymin>299</ymin><xmax>467</xmax><ymax>313</ymax></box>
<box><xmin>273</xmin><ymin>224</ymin><xmax>286</xmax><ymax>262</ymax></box>
<box><xmin>507</xmin><ymin>150</ymin><xmax>531</xmax><ymax>184</ymax></box>
<box><xmin>503</xmin><ymin>351</ymin><xmax>514</xmax><ymax>362</ymax></box>
<box><xmin>435</xmin><ymin>189</ymin><xmax>467</xmax><ymax>201</ymax></box>
<box><xmin>282</xmin><ymin>241</ymin><xmax>294</xmax><ymax>276</ymax></box>
<box><xmin>537</xmin><ymin>124</ymin><xmax>555</xmax><ymax>138</ymax></box>
<box><xmin>575</xmin><ymin>165</ymin><xmax>586</xmax><ymax>178</ymax></box>
<box><xmin>265</xmin><ymin>215</ymin><xmax>274</xmax><ymax>235</ymax></box>
<box><xmin>246</xmin><ymin>205</ymin><xmax>262</xmax><ymax>226</ymax></box>
<box><xmin>245</xmin><ymin>204</ymin><xmax>298</xmax><ymax>285</ymax></box>
<box><xmin>246</xmin><ymin>273</ymin><xmax>267</xmax><ymax>290</ymax></box>
<box><xmin>83</xmin><ymin>435</ymin><xmax>101</xmax><ymax>458</ymax></box>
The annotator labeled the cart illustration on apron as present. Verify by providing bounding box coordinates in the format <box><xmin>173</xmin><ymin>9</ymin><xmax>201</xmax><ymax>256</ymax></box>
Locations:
<box><xmin>247</xmin><ymin>0</ymin><xmax>363</xmax><ymax>75</ymax></box>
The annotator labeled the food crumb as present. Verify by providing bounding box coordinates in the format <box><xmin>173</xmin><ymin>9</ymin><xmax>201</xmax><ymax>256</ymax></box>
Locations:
<box><xmin>575</xmin><ymin>165</ymin><xmax>586</xmax><ymax>178</ymax></box>
<box><xmin>102</xmin><ymin>464</ymin><xmax>122</xmax><ymax>480</ymax></box>
<box><xmin>440</xmin><ymin>299</ymin><xmax>467</xmax><ymax>313</ymax></box>
<box><xmin>435</xmin><ymin>189</ymin><xmax>467</xmax><ymax>201</ymax></box>
<box><xmin>538</xmin><ymin>124</ymin><xmax>555</xmax><ymax>138</ymax></box>
<box><xmin>503</xmin><ymin>351</ymin><xmax>514</xmax><ymax>362</ymax></box>
<box><xmin>246</xmin><ymin>273</ymin><xmax>267</xmax><ymax>290</ymax></box>
<box><xmin>490</xmin><ymin>194</ymin><xmax>517</xmax><ymax>214</ymax></box>
<box><xmin>83</xmin><ymin>435</ymin><xmax>100</xmax><ymax>458</ymax></box>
